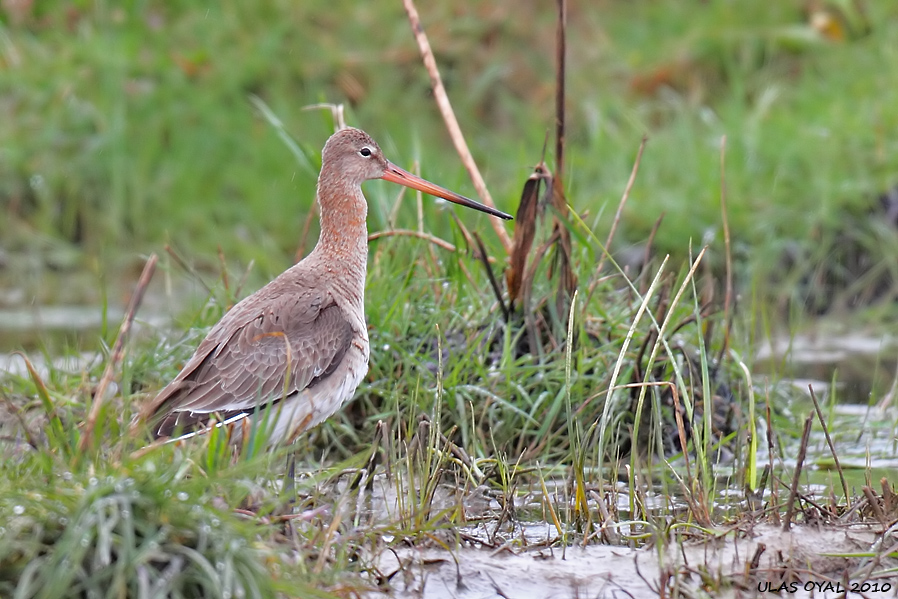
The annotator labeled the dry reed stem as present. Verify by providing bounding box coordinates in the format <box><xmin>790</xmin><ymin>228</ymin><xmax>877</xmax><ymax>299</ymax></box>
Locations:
<box><xmin>584</xmin><ymin>136</ymin><xmax>648</xmax><ymax>308</ymax></box>
<box><xmin>449</xmin><ymin>210</ymin><xmax>476</xmax><ymax>251</ymax></box>
<box><xmin>128</xmin><ymin>436</ymin><xmax>169</xmax><ymax>460</ymax></box>
<box><xmin>456</xmin><ymin>258</ymin><xmax>480</xmax><ymax>294</ymax></box>
<box><xmin>401</xmin><ymin>0</ymin><xmax>512</xmax><ymax>254</ymax></box>
<box><xmin>313</xmin><ymin>496</ymin><xmax>346</xmax><ymax>575</ymax></box>
<box><xmin>387</xmin><ymin>185</ymin><xmax>408</xmax><ymax>229</ymax></box>
<box><xmin>862</xmin><ymin>486</ymin><xmax>888</xmax><ymax>526</ymax></box>
<box><xmin>549</xmin><ymin>0</ymin><xmax>576</xmax><ymax>314</ymax></box>
<box><xmin>507</xmin><ymin>164</ymin><xmax>549</xmax><ymax>309</ymax></box>
<box><xmin>536</xmin><ymin>461</ymin><xmax>564</xmax><ymax>540</ymax></box>
<box><xmin>882</xmin><ymin>478</ymin><xmax>895</xmax><ymax>513</ymax></box>
<box><xmin>295</xmin><ymin>103</ymin><xmax>348</xmax><ymax>261</ymax></box>
<box><xmin>668</xmin><ymin>382</ymin><xmax>692</xmax><ymax>481</ymax></box>
<box><xmin>414</xmin><ymin>163</ymin><xmax>425</xmax><ymax>234</ymax></box>
<box><xmin>295</xmin><ymin>201</ymin><xmax>319</xmax><ymax>263</ymax></box>
<box><xmin>554</xmin><ymin>0</ymin><xmax>566</xmax><ymax>196</ymax></box>
<box><xmin>783</xmin><ymin>411</ymin><xmax>814</xmax><ymax>531</ymax></box>
<box><xmin>302</xmin><ymin>102</ymin><xmax>347</xmax><ymax>131</ymax></box>
<box><xmin>80</xmin><ymin>253</ymin><xmax>158</xmax><ymax>452</ymax></box>
<box><xmin>486</xmin><ymin>573</ymin><xmax>514</xmax><ymax>599</ymax></box>
<box><xmin>639</xmin><ymin>212</ymin><xmax>665</xmax><ymax>295</ymax></box>
<box><xmin>376</xmin><ymin>420</ymin><xmax>393</xmax><ymax>479</ymax></box>
<box><xmin>216</xmin><ymin>245</ymin><xmax>230</xmax><ymax>297</ymax></box>
<box><xmin>2</xmin><ymin>395</ymin><xmax>39</xmax><ymax>450</ymax></box>
<box><xmin>596</xmin><ymin>136</ymin><xmax>648</xmax><ymax>277</ymax></box>
<box><xmin>719</xmin><ymin>135</ymin><xmax>734</xmax><ymax>354</ymax></box>
<box><xmin>165</xmin><ymin>244</ymin><xmax>212</xmax><ymax>295</ymax></box>
<box><xmin>410</xmin><ymin>161</ymin><xmax>446</xmax><ymax>299</ymax></box>
<box><xmin>368</xmin><ymin>229</ymin><xmax>456</xmax><ymax>252</ymax></box>
<box><xmin>808</xmin><ymin>384</ymin><xmax>850</xmax><ymax>507</ymax></box>
<box><xmin>233</xmin><ymin>258</ymin><xmax>255</xmax><ymax>300</ymax></box>
<box><xmin>764</xmin><ymin>387</ymin><xmax>780</xmax><ymax>525</ymax></box>
<box><xmin>588</xmin><ymin>490</ymin><xmax>621</xmax><ymax>544</ymax></box>
<box><xmin>473</xmin><ymin>231</ymin><xmax>510</xmax><ymax>321</ymax></box>
<box><xmin>747</xmin><ymin>543</ymin><xmax>767</xmax><ymax>576</ymax></box>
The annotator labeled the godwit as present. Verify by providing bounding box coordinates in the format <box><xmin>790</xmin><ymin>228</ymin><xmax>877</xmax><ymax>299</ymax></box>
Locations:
<box><xmin>142</xmin><ymin>127</ymin><xmax>511</xmax><ymax>443</ymax></box>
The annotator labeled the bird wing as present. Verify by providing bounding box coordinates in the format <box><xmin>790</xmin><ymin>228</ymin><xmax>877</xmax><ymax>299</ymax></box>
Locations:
<box><xmin>144</xmin><ymin>287</ymin><xmax>354</xmax><ymax>436</ymax></box>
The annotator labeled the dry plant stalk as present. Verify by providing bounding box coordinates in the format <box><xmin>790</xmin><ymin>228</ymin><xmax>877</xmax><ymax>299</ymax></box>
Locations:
<box><xmin>302</xmin><ymin>102</ymin><xmax>347</xmax><ymax>131</ymax></box>
<box><xmin>808</xmin><ymin>384</ymin><xmax>850</xmax><ymax>507</ymax></box>
<box><xmin>882</xmin><ymin>478</ymin><xmax>896</xmax><ymax>514</ymax></box>
<box><xmin>862</xmin><ymin>486</ymin><xmax>889</xmax><ymax>527</ymax></box>
<box><xmin>401</xmin><ymin>0</ymin><xmax>512</xmax><ymax>254</ymax></box>
<box><xmin>295</xmin><ymin>202</ymin><xmax>319</xmax><ymax>263</ymax></box>
<box><xmin>584</xmin><ymin>136</ymin><xmax>648</xmax><ymax>307</ymax></box>
<box><xmin>81</xmin><ymin>253</ymin><xmax>159</xmax><ymax>452</ymax></box>
<box><xmin>506</xmin><ymin>163</ymin><xmax>550</xmax><ymax>309</ymax></box>
<box><xmin>165</xmin><ymin>244</ymin><xmax>212</xmax><ymax>295</ymax></box>
<box><xmin>295</xmin><ymin>104</ymin><xmax>347</xmax><ymax>262</ymax></box>
<box><xmin>638</xmin><ymin>213</ymin><xmax>665</xmax><ymax>295</ymax></box>
<box><xmin>594</xmin><ymin>136</ymin><xmax>648</xmax><ymax>278</ymax></box>
<box><xmin>1</xmin><ymin>395</ymin><xmax>39</xmax><ymax>449</ymax></box>
<box><xmin>473</xmin><ymin>231</ymin><xmax>510</xmax><ymax>321</ymax></box>
<box><xmin>368</xmin><ymin>229</ymin><xmax>457</xmax><ymax>252</ymax></box>
<box><xmin>783</xmin><ymin>412</ymin><xmax>814</xmax><ymax>531</ymax></box>
<box><xmin>764</xmin><ymin>389</ymin><xmax>780</xmax><ymax>525</ymax></box>
<box><xmin>718</xmin><ymin>135</ymin><xmax>734</xmax><ymax>358</ymax></box>
<box><xmin>549</xmin><ymin>0</ymin><xmax>577</xmax><ymax>317</ymax></box>
<box><xmin>217</xmin><ymin>245</ymin><xmax>230</xmax><ymax>296</ymax></box>
<box><xmin>502</xmin><ymin>0</ymin><xmax>581</xmax><ymax>345</ymax></box>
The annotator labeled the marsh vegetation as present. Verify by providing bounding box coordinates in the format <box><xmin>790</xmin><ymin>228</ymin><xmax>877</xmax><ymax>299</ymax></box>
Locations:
<box><xmin>2</xmin><ymin>1</ymin><xmax>898</xmax><ymax>597</ymax></box>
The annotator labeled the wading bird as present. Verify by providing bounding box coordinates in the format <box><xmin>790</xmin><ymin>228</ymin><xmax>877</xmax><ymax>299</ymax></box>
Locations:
<box><xmin>141</xmin><ymin>127</ymin><xmax>511</xmax><ymax>444</ymax></box>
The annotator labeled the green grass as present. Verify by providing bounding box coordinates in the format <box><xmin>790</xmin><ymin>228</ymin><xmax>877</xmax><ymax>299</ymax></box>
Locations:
<box><xmin>2</xmin><ymin>238</ymin><xmax>895</xmax><ymax>594</ymax></box>
<box><xmin>2</xmin><ymin>1</ymin><xmax>897</xmax><ymax>301</ymax></box>
<box><xmin>1</xmin><ymin>224</ymin><xmax>751</xmax><ymax>595</ymax></box>
<box><xmin>1</xmin><ymin>456</ymin><xmax>284</xmax><ymax>598</ymax></box>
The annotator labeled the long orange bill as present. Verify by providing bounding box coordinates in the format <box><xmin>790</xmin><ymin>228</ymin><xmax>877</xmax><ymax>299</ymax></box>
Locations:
<box><xmin>381</xmin><ymin>161</ymin><xmax>513</xmax><ymax>220</ymax></box>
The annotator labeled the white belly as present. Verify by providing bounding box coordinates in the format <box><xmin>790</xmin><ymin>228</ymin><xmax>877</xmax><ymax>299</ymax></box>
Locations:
<box><xmin>270</xmin><ymin>332</ymin><xmax>369</xmax><ymax>443</ymax></box>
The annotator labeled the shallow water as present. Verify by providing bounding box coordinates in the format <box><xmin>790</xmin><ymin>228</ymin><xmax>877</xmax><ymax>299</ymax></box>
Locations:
<box><xmin>0</xmin><ymin>260</ymin><xmax>210</xmax><ymax>365</ymax></box>
<box><xmin>755</xmin><ymin>328</ymin><xmax>898</xmax><ymax>405</ymax></box>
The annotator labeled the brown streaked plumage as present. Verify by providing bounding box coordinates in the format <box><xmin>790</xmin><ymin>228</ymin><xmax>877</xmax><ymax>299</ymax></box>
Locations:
<box><xmin>141</xmin><ymin>127</ymin><xmax>512</xmax><ymax>444</ymax></box>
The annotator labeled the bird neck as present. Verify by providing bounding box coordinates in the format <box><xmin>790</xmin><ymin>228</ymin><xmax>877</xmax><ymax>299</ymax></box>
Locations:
<box><xmin>311</xmin><ymin>170</ymin><xmax>369</xmax><ymax>296</ymax></box>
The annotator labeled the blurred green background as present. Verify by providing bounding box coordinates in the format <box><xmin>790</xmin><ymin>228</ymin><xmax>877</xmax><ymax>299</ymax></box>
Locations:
<box><xmin>1</xmin><ymin>0</ymin><xmax>896</xmax><ymax>307</ymax></box>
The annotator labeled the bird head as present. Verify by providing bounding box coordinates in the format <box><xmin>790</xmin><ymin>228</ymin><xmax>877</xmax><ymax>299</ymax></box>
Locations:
<box><xmin>320</xmin><ymin>127</ymin><xmax>512</xmax><ymax>220</ymax></box>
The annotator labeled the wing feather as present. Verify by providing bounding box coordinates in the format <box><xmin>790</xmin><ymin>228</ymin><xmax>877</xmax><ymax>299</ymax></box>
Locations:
<box><xmin>144</xmin><ymin>283</ymin><xmax>355</xmax><ymax>437</ymax></box>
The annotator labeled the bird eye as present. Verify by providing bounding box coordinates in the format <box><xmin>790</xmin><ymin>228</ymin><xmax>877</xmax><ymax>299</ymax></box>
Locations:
<box><xmin>359</xmin><ymin>147</ymin><xmax>372</xmax><ymax>157</ymax></box>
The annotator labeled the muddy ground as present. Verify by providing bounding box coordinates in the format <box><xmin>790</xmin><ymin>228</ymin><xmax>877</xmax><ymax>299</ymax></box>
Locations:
<box><xmin>368</xmin><ymin>523</ymin><xmax>894</xmax><ymax>598</ymax></box>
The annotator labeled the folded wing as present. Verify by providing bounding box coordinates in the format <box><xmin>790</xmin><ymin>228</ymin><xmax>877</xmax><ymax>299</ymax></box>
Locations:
<box><xmin>144</xmin><ymin>290</ymin><xmax>353</xmax><ymax>437</ymax></box>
